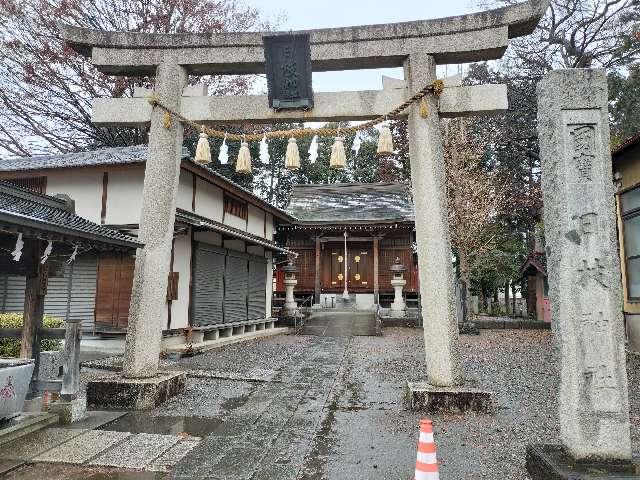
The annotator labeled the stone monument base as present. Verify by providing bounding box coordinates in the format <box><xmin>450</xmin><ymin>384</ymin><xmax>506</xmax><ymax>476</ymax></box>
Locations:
<box><xmin>526</xmin><ymin>445</ymin><xmax>640</xmax><ymax>479</ymax></box>
<box><xmin>405</xmin><ymin>382</ymin><xmax>494</xmax><ymax>413</ymax></box>
<box><xmin>87</xmin><ymin>371</ymin><xmax>186</xmax><ymax>410</ymax></box>
<box><xmin>49</xmin><ymin>397</ymin><xmax>86</xmax><ymax>424</ymax></box>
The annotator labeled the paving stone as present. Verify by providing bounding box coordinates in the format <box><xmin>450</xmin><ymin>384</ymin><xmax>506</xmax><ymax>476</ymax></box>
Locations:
<box><xmin>146</xmin><ymin>439</ymin><xmax>200</xmax><ymax>472</ymax></box>
<box><xmin>0</xmin><ymin>428</ymin><xmax>86</xmax><ymax>460</ymax></box>
<box><xmin>89</xmin><ymin>432</ymin><xmax>180</xmax><ymax>469</ymax></box>
<box><xmin>66</xmin><ymin>410</ymin><xmax>127</xmax><ymax>430</ymax></box>
<box><xmin>0</xmin><ymin>459</ymin><xmax>24</xmax><ymax>476</ymax></box>
<box><xmin>33</xmin><ymin>429</ymin><xmax>131</xmax><ymax>464</ymax></box>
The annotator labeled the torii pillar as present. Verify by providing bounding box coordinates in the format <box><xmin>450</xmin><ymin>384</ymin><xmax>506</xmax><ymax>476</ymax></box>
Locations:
<box><xmin>58</xmin><ymin>0</ymin><xmax>548</xmax><ymax>409</ymax></box>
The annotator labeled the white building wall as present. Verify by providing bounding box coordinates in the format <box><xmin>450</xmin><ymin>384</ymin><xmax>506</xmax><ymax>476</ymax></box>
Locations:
<box><xmin>176</xmin><ymin>170</ymin><xmax>193</xmax><ymax>212</ymax></box>
<box><xmin>170</xmin><ymin>232</ymin><xmax>192</xmax><ymax>329</ymax></box>
<box><xmin>194</xmin><ymin>231</ymin><xmax>222</xmax><ymax>246</ymax></box>
<box><xmin>224</xmin><ymin>239</ymin><xmax>245</xmax><ymax>252</ymax></box>
<box><xmin>224</xmin><ymin>213</ymin><xmax>246</xmax><ymax>230</ymax></box>
<box><xmin>195</xmin><ymin>178</ymin><xmax>223</xmax><ymax>222</ymax></box>
<box><xmin>247</xmin><ymin>204</ymin><xmax>264</xmax><ymax>237</ymax></box>
<box><xmin>265</xmin><ymin>213</ymin><xmax>274</xmax><ymax>241</ymax></box>
<box><xmin>104</xmin><ymin>168</ymin><xmax>145</xmax><ymax>225</ymax></box>
<box><xmin>46</xmin><ymin>170</ymin><xmax>103</xmax><ymax>222</ymax></box>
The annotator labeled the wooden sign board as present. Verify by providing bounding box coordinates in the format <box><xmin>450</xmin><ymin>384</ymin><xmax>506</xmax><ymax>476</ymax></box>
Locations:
<box><xmin>263</xmin><ymin>33</ymin><xmax>313</xmax><ymax>110</ymax></box>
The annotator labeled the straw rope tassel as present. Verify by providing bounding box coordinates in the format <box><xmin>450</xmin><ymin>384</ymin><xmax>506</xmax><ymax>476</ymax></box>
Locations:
<box><xmin>377</xmin><ymin>125</ymin><xmax>394</xmax><ymax>155</ymax></box>
<box><xmin>285</xmin><ymin>137</ymin><xmax>301</xmax><ymax>170</ymax></box>
<box><xmin>195</xmin><ymin>126</ymin><xmax>211</xmax><ymax>164</ymax></box>
<box><xmin>330</xmin><ymin>136</ymin><xmax>346</xmax><ymax>169</ymax></box>
<box><xmin>419</xmin><ymin>98</ymin><xmax>429</xmax><ymax>119</ymax></box>
<box><xmin>415</xmin><ymin>419</ymin><xmax>439</xmax><ymax>480</ymax></box>
<box><xmin>236</xmin><ymin>141</ymin><xmax>252</xmax><ymax>174</ymax></box>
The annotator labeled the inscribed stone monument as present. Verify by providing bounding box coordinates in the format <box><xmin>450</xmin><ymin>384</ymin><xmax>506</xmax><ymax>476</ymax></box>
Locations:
<box><xmin>527</xmin><ymin>69</ymin><xmax>633</xmax><ymax>476</ymax></box>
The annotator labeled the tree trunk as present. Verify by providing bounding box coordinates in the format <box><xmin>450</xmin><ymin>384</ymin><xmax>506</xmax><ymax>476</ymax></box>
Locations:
<box><xmin>459</xmin><ymin>250</ymin><xmax>473</xmax><ymax>323</ymax></box>
<box><xmin>480</xmin><ymin>283</ymin><xmax>488</xmax><ymax>313</ymax></box>
<box><xmin>511</xmin><ymin>282</ymin><xmax>517</xmax><ymax>317</ymax></box>
<box><xmin>493</xmin><ymin>289</ymin><xmax>499</xmax><ymax>315</ymax></box>
<box><xmin>504</xmin><ymin>280</ymin><xmax>511</xmax><ymax>316</ymax></box>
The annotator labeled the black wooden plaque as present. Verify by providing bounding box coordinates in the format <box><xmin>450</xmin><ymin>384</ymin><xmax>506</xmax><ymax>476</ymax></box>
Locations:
<box><xmin>263</xmin><ymin>33</ymin><xmax>313</xmax><ymax>110</ymax></box>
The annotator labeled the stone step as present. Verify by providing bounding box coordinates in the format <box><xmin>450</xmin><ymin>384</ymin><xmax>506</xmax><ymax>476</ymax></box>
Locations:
<box><xmin>0</xmin><ymin>413</ymin><xmax>58</xmax><ymax>448</ymax></box>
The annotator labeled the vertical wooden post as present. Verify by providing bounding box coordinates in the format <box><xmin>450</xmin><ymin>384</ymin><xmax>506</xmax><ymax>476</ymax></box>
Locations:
<box><xmin>373</xmin><ymin>236</ymin><xmax>380</xmax><ymax>304</ymax></box>
<box><xmin>20</xmin><ymin>238</ymin><xmax>47</xmax><ymax>395</ymax></box>
<box><xmin>314</xmin><ymin>236</ymin><xmax>321</xmax><ymax>304</ymax></box>
<box><xmin>20</xmin><ymin>239</ymin><xmax>46</xmax><ymax>359</ymax></box>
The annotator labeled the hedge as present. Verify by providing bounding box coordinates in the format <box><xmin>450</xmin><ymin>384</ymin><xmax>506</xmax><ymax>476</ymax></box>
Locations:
<box><xmin>0</xmin><ymin>313</ymin><xmax>64</xmax><ymax>358</ymax></box>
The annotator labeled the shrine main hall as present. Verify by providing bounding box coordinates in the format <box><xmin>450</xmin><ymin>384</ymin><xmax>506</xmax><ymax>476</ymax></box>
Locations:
<box><xmin>275</xmin><ymin>182</ymin><xmax>417</xmax><ymax>308</ymax></box>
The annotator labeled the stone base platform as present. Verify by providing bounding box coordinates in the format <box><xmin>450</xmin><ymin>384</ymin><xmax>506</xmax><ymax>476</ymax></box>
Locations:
<box><xmin>87</xmin><ymin>371</ymin><xmax>186</xmax><ymax>411</ymax></box>
<box><xmin>526</xmin><ymin>445</ymin><xmax>640</xmax><ymax>479</ymax></box>
<box><xmin>49</xmin><ymin>397</ymin><xmax>86</xmax><ymax>425</ymax></box>
<box><xmin>405</xmin><ymin>382</ymin><xmax>495</xmax><ymax>414</ymax></box>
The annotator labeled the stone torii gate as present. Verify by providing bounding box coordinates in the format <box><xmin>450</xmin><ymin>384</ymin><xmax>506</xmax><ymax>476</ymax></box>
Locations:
<box><xmin>59</xmin><ymin>1</ymin><xmax>548</xmax><ymax>394</ymax></box>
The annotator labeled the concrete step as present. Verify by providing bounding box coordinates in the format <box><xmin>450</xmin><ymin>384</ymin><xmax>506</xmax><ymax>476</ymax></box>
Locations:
<box><xmin>0</xmin><ymin>412</ymin><xmax>58</xmax><ymax>447</ymax></box>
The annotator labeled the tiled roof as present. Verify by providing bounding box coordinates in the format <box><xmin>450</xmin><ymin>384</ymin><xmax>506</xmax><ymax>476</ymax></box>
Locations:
<box><xmin>520</xmin><ymin>251</ymin><xmax>547</xmax><ymax>277</ymax></box>
<box><xmin>612</xmin><ymin>131</ymin><xmax>640</xmax><ymax>158</ymax></box>
<box><xmin>0</xmin><ymin>145</ymin><xmax>154</xmax><ymax>172</ymax></box>
<box><xmin>175</xmin><ymin>208</ymin><xmax>292</xmax><ymax>255</ymax></box>
<box><xmin>0</xmin><ymin>145</ymin><xmax>293</xmax><ymax>222</ymax></box>
<box><xmin>0</xmin><ymin>181</ymin><xmax>141</xmax><ymax>249</ymax></box>
<box><xmin>286</xmin><ymin>182</ymin><xmax>414</xmax><ymax>224</ymax></box>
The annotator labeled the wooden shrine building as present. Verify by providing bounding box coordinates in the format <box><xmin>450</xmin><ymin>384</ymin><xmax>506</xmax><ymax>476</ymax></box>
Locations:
<box><xmin>275</xmin><ymin>183</ymin><xmax>418</xmax><ymax>307</ymax></box>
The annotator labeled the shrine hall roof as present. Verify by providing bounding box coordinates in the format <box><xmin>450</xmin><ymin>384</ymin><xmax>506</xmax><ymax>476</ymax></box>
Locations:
<box><xmin>0</xmin><ymin>181</ymin><xmax>141</xmax><ymax>250</ymax></box>
<box><xmin>286</xmin><ymin>182</ymin><xmax>414</xmax><ymax>225</ymax></box>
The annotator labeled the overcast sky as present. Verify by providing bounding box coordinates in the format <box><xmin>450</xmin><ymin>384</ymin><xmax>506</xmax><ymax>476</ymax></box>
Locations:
<box><xmin>249</xmin><ymin>0</ymin><xmax>478</xmax><ymax>92</ymax></box>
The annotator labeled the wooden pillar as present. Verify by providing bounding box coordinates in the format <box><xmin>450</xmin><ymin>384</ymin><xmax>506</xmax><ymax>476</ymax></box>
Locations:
<box><xmin>314</xmin><ymin>236</ymin><xmax>321</xmax><ymax>304</ymax></box>
<box><xmin>373</xmin><ymin>237</ymin><xmax>380</xmax><ymax>304</ymax></box>
<box><xmin>20</xmin><ymin>239</ymin><xmax>46</xmax><ymax>360</ymax></box>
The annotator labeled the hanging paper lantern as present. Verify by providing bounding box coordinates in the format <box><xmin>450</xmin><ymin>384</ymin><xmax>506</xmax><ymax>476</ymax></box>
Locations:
<box><xmin>285</xmin><ymin>137</ymin><xmax>301</xmax><ymax>170</ymax></box>
<box><xmin>377</xmin><ymin>125</ymin><xmax>394</xmax><ymax>155</ymax></box>
<box><xmin>194</xmin><ymin>127</ymin><xmax>211</xmax><ymax>164</ymax></box>
<box><xmin>330</xmin><ymin>136</ymin><xmax>346</xmax><ymax>170</ymax></box>
<box><xmin>236</xmin><ymin>141</ymin><xmax>252</xmax><ymax>174</ymax></box>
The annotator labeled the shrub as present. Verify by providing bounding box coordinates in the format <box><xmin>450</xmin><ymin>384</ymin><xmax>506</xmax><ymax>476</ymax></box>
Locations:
<box><xmin>0</xmin><ymin>313</ymin><xmax>64</xmax><ymax>358</ymax></box>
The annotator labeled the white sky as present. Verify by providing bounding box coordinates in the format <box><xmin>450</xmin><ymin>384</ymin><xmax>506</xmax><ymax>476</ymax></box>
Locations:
<box><xmin>249</xmin><ymin>0</ymin><xmax>478</xmax><ymax>92</ymax></box>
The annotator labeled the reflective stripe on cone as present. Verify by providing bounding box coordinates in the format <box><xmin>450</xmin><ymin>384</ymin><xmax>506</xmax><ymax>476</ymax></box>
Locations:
<box><xmin>414</xmin><ymin>419</ymin><xmax>439</xmax><ymax>480</ymax></box>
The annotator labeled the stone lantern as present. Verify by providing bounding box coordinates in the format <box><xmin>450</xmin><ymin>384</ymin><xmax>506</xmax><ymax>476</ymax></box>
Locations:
<box><xmin>282</xmin><ymin>260</ymin><xmax>298</xmax><ymax>314</ymax></box>
<box><xmin>389</xmin><ymin>257</ymin><xmax>407</xmax><ymax>318</ymax></box>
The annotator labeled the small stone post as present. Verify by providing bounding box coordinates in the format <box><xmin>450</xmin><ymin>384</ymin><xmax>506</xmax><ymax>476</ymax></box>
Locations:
<box><xmin>283</xmin><ymin>261</ymin><xmax>298</xmax><ymax>315</ymax></box>
<box><xmin>390</xmin><ymin>257</ymin><xmax>407</xmax><ymax>318</ymax></box>
<box><xmin>404</xmin><ymin>53</ymin><xmax>463</xmax><ymax>387</ymax></box>
<box><xmin>527</xmin><ymin>69</ymin><xmax>633</xmax><ymax>475</ymax></box>
<box><xmin>123</xmin><ymin>59</ymin><xmax>187</xmax><ymax>379</ymax></box>
<box><xmin>50</xmin><ymin>319</ymin><xmax>85</xmax><ymax>424</ymax></box>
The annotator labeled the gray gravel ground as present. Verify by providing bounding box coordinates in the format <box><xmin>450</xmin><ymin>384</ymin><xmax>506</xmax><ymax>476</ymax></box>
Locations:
<box><xmin>71</xmin><ymin>327</ymin><xmax>639</xmax><ymax>480</ymax></box>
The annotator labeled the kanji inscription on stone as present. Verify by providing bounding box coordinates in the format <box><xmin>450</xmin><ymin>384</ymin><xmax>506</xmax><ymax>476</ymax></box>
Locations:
<box><xmin>263</xmin><ymin>33</ymin><xmax>313</xmax><ymax>110</ymax></box>
<box><xmin>570</xmin><ymin>125</ymin><xmax>596</xmax><ymax>181</ymax></box>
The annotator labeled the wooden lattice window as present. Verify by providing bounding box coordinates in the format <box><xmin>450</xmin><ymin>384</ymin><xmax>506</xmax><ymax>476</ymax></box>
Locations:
<box><xmin>7</xmin><ymin>176</ymin><xmax>47</xmax><ymax>194</ymax></box>
<box><xmin>224</xmin><ymin>195</ymin><xmax>248</xmax><ymax>220</ymax></box>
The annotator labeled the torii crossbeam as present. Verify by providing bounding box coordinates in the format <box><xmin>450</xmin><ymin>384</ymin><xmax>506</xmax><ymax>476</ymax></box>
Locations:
<box><xmin>59</xmin><ymin>1</ymin><xmax>549</xmax><ymax>392</ymax></box>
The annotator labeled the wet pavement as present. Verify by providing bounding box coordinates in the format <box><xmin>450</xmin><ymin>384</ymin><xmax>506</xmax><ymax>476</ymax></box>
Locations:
<box><xmin>3</xmin><ymin>317</ymin><xmax>640</xmax><ymax>479</ymax></box>
<box><xmin>300</xmin><ymin>311</ymin><xmax>378</xmax><ymax>336</ymax></box>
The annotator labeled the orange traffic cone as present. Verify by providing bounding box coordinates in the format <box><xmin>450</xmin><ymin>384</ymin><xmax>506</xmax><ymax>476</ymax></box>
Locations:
<box><xmin>414</xmin><ymin>419</ymin><xmax>439</xmax><ymax>480</ymax></box>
